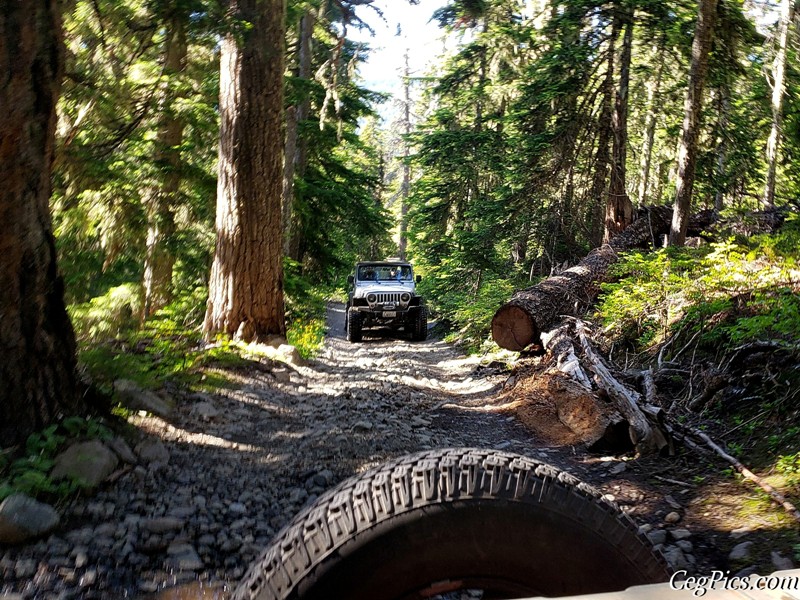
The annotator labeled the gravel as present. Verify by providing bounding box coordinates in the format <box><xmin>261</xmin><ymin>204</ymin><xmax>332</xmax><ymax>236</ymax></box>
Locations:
<box><xmin>1</xmin><ymin>303</ymin><xmax>545</xmax><ymax>598</ymax></box>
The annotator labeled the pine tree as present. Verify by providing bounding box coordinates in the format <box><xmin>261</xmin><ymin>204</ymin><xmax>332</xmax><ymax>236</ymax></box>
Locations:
<box><xmin>670</xmin><ymin>0</ymin><xmax>718</xmax><ymax>245</ymax></box>
<box><xmin>0</xmin><ymin>0</ymin><xmax>83</xmax><ymax>445</ymax></box>
<box><xmin>204</xmin><ymin>0</ymin><xmax>286</xmax><ymax>340</ymax></box>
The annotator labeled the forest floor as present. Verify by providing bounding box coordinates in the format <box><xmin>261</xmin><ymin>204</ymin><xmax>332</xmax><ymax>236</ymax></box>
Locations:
<box><xmin>1</xmin><ymin>302</ymin><xmax>797</xmax><ymax>599</ymax></box>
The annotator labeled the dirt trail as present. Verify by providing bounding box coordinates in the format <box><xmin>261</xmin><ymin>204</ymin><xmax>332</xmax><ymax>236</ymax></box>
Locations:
<box><xmin>2</xmin><ymin>303</ymin><xmax>793</xmax><ymax>599</ymax></box>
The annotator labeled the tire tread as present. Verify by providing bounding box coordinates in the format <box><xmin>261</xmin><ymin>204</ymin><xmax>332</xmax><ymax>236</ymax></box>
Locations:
<box><xmin>234</xmin><ymin>448</ymin><xmax>669</xmax><ymax>600</ymax></box>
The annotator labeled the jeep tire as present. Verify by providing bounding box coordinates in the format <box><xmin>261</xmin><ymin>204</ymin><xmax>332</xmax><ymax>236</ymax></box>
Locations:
<box><xmin>410</xmin><ymin>306</ymin><xmax>427</xmax><ymax>341</ymax></box>
<box><xmin>233</xmin><ymin>448</ymin><xmax>670</xmax><ymax>600</ymax></box>
<box><xmin>346</xmin><ymin>308</ymin><xmax>362</xmax><ymax>343</ymax></box>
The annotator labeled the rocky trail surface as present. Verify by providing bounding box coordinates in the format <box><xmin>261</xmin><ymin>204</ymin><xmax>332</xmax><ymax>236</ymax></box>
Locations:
<box><xmin>1</xmin><ymin>303</ymin><xmax>795</xmax><ymax>599</ymax></box>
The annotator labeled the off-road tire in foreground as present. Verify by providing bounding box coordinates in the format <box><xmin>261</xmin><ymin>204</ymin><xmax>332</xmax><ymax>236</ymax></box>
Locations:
<box><xmin>346</xmin><ymin>308</ymin><xmax>362</xmax><ymax>343</ymax></box>
<box><xmin>233</xmin><ymin>448</ymin><xmax>670</xmax><ymax>600</ymax></box>
<box><xmin>410</xmin><ymin>306</ymin><xmax>427</xmax><ymax>342</ymax></box>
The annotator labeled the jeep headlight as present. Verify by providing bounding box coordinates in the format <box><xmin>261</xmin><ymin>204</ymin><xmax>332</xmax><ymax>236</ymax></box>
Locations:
<box><xmin>400</xmin><ymin>293</ymin><xmax>410</xmax><ymax>303</ymax></box>
<box><xmin>367</xmin><ymin>293</ymin><xmax>377</xmax><ymax>304</ymax></box>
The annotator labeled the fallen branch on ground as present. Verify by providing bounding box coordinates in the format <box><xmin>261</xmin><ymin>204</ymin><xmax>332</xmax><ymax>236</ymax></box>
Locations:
<box><xmin>680</xmin><ymin>424</ymin><xmax>800</xmax><ymax>522</ymax></box>
<box><xmin>575</xmin><ymin>320</ymin><xmax>668</xmax><ymax>454</ymax></box>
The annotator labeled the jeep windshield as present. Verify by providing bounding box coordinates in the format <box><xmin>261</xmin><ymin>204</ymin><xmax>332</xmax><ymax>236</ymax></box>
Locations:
<box><xmin>357</xmin><ymin>264</ymin><xmax>413</xmax><ymax>282</ymax></box>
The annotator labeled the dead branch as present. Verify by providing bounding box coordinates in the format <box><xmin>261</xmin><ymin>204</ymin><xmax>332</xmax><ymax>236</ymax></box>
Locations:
<box><xmin>541</xmin><ymin>325</ymin><xmax>593</xmax><ymax>390</ymax></box>
<box><xmin>575</xmin><ymin>320</ymin><xmax>668</xmax><ymax>454</ymax></box>
<box><xmin>642</xmin><ymin>368</ymin><xmax>657</xmax><ymax>406</ymax></box>
<box><xmin>681</xmin><ymin>425</ymin><xmax>800</xmax><ymax>522</ymax></box>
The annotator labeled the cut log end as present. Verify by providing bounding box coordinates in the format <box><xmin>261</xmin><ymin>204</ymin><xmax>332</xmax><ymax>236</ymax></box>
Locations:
<box><xmin>492</xmin><ymin>305</ymin><xmax>538</xmax><ymax>351</ymax></box>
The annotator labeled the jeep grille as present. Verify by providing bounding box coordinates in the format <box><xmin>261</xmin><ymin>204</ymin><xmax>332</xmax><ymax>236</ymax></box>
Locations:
<box><xmin>375</xmin><ymin>293</ymin><xmax>402</xmax><ymax>305</ymax></box>
<box><xmin>366</xmin><ymin>292</ymin><xmax>410</xmax><ymax>309</ymax></box>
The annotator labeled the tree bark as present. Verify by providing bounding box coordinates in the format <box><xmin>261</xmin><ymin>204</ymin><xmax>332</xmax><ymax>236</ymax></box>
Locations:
<box><xmin>491</xmin><ymin>206</ymin><xmax>715</xmax><ymax>351</ymax></box>
<box><xmin>588</xmin><ymin>22</ymin><xmax>615</xmax><ymax>247</ymax></box>
<box><xmin>762</xmin><ymin>0</ymin><xmax>795</xmax><ymax>208</ymax></box>
<box><xmin>714</xmin><ymin>85</ymin><xmax>730</xmax><ymax>211</ymax></box>
<box><xmin>604</xmin><ymin>7</ymin><xmax>634</xmax><ymax>242</ymax></box>
<box><xmin>0</xmin><ymin>0</ymin><xmax>83</xmax><ymax>446</ymax></box>
<box><xmin>669</xmin><ymin>0</ymin><xmax>718</xmax><ymax>245</ymax></box>
<box><xmin>637</xmin><ymin>39</ymin><xmax>665</xmax><ymax>207</ymax></box>
<box><xmin>143</xmin><ymin>15</ymin><xmax>187</xmax><ymax>319</ymax></box>
<box><xmin>204</xmin><ymin>0</ymin><xmax>286</xmax><ymax>341</ymax></box>
<box><xmin>399</xmin><ymin>51</ymin><xmax>412</xmax><ymax>261</ymax></box>
<box><xmin>283</xmin><ymin>10</ymin><xmax>315</xmax><ymax>257</ymax></box>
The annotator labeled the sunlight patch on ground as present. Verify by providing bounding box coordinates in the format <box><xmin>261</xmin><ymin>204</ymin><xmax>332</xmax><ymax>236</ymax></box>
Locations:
<box><xmin>129</xmin><ymin>415</ymin><xmax>270</xmax><ymax>455</ymax></box>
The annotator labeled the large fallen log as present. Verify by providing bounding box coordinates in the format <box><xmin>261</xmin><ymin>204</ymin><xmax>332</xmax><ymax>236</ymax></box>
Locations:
<box><xmin>492</xmin><ymin>206</ymin><xmax>716</xmax><ymax>351</ymax></box>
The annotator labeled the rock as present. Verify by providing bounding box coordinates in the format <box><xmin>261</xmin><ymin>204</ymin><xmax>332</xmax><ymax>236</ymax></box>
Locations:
<box><xmin>80</xmin><ymin>568</ymin><xmax>97</xmax><ymax>587</ymax></box>
<box><xmin>638</xmin><ymin>523</ymin><xmax>653</xmax><ymax>534</ymax></box>
<box><xmin>729</xmin><ymin>541</ymin><xmax>753</xmax><ymax>561</ymax></box>
<box><xmin>14</xmin><ymin>558</ymin><xmax>38</xmax><ymax>579</ymax></box>
<box><xmin>166</xmin><ymin>543</ymin><xmax>203</xmax><ymax>571</ymax></box>
<box><xmin>138</xmin><ymin>581</ymin><xmax>159</xmax><ymax>593</ymax></box>
<box><xmin>114</xmin><ymin>379</ymin><xmax>173</xmax><ymax>417</ymax></box>
<box><xmin>0</xmin><ymin>494</ymin><xmax>60</xmax><ymax>545</ymax></box>
<box><xmin>733</xmin><ymin>565</ymin><xmax>759</xmax><ymax>578</ymax></box>
<box><xmin>353</xmin><ymin>420</ymin><xmax>373</xmax><ymax>432</ymax></box>
<box><xmin>134</xmin><ymin>439</ymin><xmax>170</xmax><ymax>465</ymax></box>
<box><xmin>277</xmin><ymin>344</ymin><xmax>304</xmax><ymax>366</ymax></box>
<box><xmin>664</xmin><ymin>511</ymin><xmax>681</xmax><ymax>524</ymax></box>
<box><xmin>771</xmin><ymin>551</ymin><xmax>795</xmax><ymax>570</ymax></box>
<box><xmin>142</xmin><ymin>517</ymin><xmax>185</xmax><ymax>534</ymax></box>
<box><xmin>662</xmin><ymin>545</ymin><xmax>691</xmax><ymax>571</ymax></box>
<box><xmin>670</xmin><ymin>528</ymin><xmax>692</xmax><ymax>541</ymax></box>
<box><xmin>50</xmin><ymin>440</ymin><xmax>119</xmax><ymax>487</ymax></box>
<box><xmin>74</xmin><ymin>550</ymin><xmax>88</xmax><ymax>569</ymax></box>
<box><xmin>730</xmin><ymin>526</ymin><xmax>752</xmax><ymax>539</ymax></box>
<box><xmin>608</xmin><ymin>462</ymin><xmax>627</xmax><ymax>476</ymax></box>
<box><xmin>192</xmin><ymin>402</ymin><xmax>219</xmax><ymax>421</ymax></box>
<box><xmin>272</xmin><ymin>369</ymin><xmax>291</xmax><ymax>384</ymax></box>
<box><xmin>228</xmin><ymin>502</ymin><xmax>247</xmax><ymax>514</ymax></box>
<box><xmin>676</xmin><ymin>540</ymin><xmax>694</xmax><ymax>553</ymax></box>
<box><xmin>314</xmin><ymin>470</ymin><xmax>334</xmax><ymax>487</ymax></box>
<box><xmin>105</xmin><ymin>437</ymin><xmax>137</xmax><ymax>465</ymax></box>
<box><xmin>646</xmin><ymin>530</ymin><xmax>668</xmax><ymax>546</ymax></box>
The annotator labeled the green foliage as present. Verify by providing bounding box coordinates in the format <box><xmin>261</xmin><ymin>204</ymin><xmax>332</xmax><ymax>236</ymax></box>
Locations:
<box><xmin>55</xmin><ymin>0</ymin><xmax>219</xmax><ymax>304</ymax></box>
<box><xmin>417</xmin><ymin>260</ymin><xmax>523</xmax><ymax>352</ymax></box>
<box><xmin>597</xmin><ymin>223</ymin><xmax>800</xmax><ymax>354</ymax></box>
<box><xmin>69</xmin><ymin>283</ymin><xmax>143</xmax><ymax>343</ymax></box>
<box><xmin>775</xmin><ymin>453</ymin><xmax>800</xmax><ymax>475</ymax></box>
<box><xmin>0</xmin><ymin>418</ymin><xmax>113</xmax><ymax>502</ymax></box>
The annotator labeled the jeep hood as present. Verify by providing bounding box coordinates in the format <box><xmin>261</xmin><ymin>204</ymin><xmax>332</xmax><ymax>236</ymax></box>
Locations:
<box><xmin>354</xmin><ymin>282</ymin><xmax>414</xmax><ymax>297</ymax></box>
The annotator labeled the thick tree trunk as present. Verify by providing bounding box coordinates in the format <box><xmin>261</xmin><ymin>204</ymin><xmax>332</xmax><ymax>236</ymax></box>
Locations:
<box><xmin>143</xmin><ymin>16</ymin><xmax>187</xmax><ymax>319</ymax></box>
<box><xmin>0</xmin><ymin>0</ymin><xmax>83</xmax><ymax>446</ymax></box>
<box><xmin>604</xmin><ymin>8</ymin><xmax>634</xmax><ymax>242</ymax></box>
<box><xmin>669</xmin><ymin>0</ymin><xmax>718</xmax><ymax>245</ymax></box>
<box><xmin>204</xmin><ymin>0</ymin><xmax>286</xmax><ymax>341</ymax></box>
<box><xmin>491</xmin><ymin>206</ymin><xmax>715</xmax><ymax>351</ymax></box>
<box><xmin>762</xmin><ymin>0</ymin><xmax>795</xmax><ymax>208</ymax></box>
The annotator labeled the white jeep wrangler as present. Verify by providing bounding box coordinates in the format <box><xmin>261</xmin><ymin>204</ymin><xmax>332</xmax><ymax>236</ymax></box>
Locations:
<box><xmin>345</xmin><ymin>261</ymin><xmax>427</xmax><ymax>342</ymax></box>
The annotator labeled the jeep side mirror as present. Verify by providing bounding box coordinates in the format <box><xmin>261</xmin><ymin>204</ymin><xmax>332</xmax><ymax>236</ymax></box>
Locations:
<box><xmin>416</xmin><ymin>275</ymin><xmax>422</xmax><ymax>283</ymax></box>
<box><xmin>347</xmin><ymin>275</ymin><xmax>354</xmax><ymax>285</ymax></box>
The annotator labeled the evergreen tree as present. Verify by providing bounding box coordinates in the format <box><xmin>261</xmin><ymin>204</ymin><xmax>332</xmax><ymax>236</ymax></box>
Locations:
<box><xmin>204</xmin><ymin>0</ymin><xmax>286</xmax><ymax>340</ymax></box>
<box><xmin>0</xmin><ymin>0</ymin><xmax>83</xmax><ymax>445</ymax></box>
<box><xmin>670</xmin><ymin>0</ymin><xmax>718</xmax><ymax>245</ymax></box>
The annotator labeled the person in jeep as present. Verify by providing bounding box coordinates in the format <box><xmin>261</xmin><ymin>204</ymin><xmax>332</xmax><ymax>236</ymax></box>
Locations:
<box><xmin>345</xmin><ymin>261</ymin><xmax>427</xmax><ymax>343</ymax></box>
